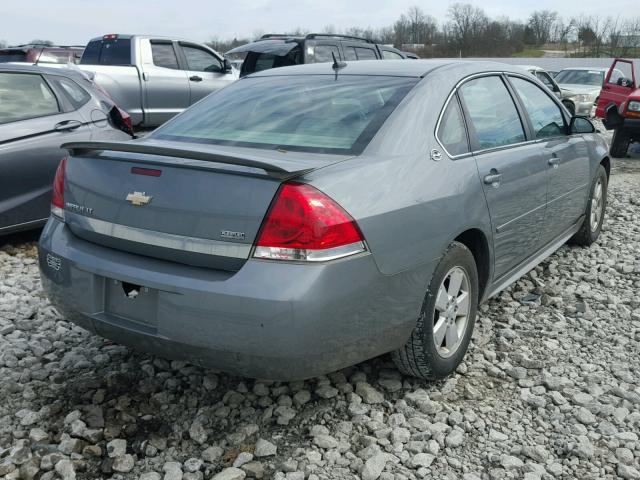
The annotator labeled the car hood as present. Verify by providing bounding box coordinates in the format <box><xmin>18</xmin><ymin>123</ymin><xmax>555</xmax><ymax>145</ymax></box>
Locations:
<box><xmin>559</xmin><ymin>84</ymin><xmax>601</xmax><ymax>97</ymax></box>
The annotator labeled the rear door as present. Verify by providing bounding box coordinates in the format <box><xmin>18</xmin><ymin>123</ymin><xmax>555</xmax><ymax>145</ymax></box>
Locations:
<box><xmin>142</xmin><ymin>40</ymin><xmax>190</xmax><ymax>125</ymax></box>
<box><xmin>459</xmin><ymin>75</ymin><xmax>548</xmax><ymax>279</ymax></box>
<box><xmin>508</xmin><ymin>75</ymin><xmax>590</xmax><ymax>244</ymax></box>
<box><xmin>0</xmin><ymin>71</ymin><xmax>91</xmax><ymax>231</ymax></box>
<box><xmin>178</xmin><ymin>42</ymin><xmax>236</xmax><ymax>104</ymax></box>
<box><xmin>596</xmin><ymin>59</ymin><xmax>636</xmax><ymax>117</ymax></box>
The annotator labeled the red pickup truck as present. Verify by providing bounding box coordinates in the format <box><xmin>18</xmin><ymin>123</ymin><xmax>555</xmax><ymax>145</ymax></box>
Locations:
<box><xmin>596</xmin><ymin>58</ymin><xmax>640</xmax><ymax>157</ymax></box>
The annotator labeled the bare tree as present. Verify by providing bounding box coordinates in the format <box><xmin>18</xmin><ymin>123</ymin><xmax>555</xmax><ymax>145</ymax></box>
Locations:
<box><xmin>0</xmin><ymin>40</ymin><xmax>6</xmax><ymax>49</ymax></box>
<box><xmin>446</xmin><ymin>3</ymin><xmax>489</xmax><ymax>55</ymax></box>
<box><xmin>527</xmin><ymin>10</ymin><xmax>558</xmax><ymax>45</ymax></box>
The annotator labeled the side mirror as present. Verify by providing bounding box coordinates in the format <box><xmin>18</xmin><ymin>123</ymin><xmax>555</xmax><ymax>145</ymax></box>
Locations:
<box><xmin>223</xmin><ymin>58</ymin><xmax>233</xmax><ymax>72</ymax></box>
<box><xmin>570</xmin><ymin>116</ymin><xmax>595</xmax><ymax>134</ymax></box>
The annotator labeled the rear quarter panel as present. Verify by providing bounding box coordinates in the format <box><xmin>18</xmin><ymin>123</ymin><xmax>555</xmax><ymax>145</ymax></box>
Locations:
<box><xmin>81</xmin><ymin>65</ymin><xmax>144</xmax><ymax>125</ymax></box>
<box><xmin>306</xmin><ymin>66</ymin><xmax>494</xmax><ymax>278</ymax></box>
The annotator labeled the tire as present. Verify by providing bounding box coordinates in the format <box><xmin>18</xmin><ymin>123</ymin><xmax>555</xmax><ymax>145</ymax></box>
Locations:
<box><xmin>563</xmin><ymin>101</ymin><xmax>575</xmax><ymax>115</ymax></box>
<box><xmin>392</xmin><ymin>242</ymin><xmax>478</xmax><ymax>380</ymax></box>
<box><xmin>571</xmin><ymin>165</ymin><xmax>608</xmax><ymax>246</ymax></box>
<box><xmin>610</xmin><ymin>128</ymin><xmax>631</xmax><ymax>158</ymax></box>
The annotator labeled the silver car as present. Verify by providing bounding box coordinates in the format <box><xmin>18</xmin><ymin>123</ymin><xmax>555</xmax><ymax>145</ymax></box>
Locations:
<box><xmin>0</xmin><ymin>64</ymin><xmax>132</xmax><ymax>235</ymax></box>
<box><xmin>39</xmin><ymin>60</ymin><xmax>610</xmax><ymax>380</ymax></box>
<box><xmin>555</xmin><ymin>67</ymin><xmax>623</xmax><ymax>116</ymax></box>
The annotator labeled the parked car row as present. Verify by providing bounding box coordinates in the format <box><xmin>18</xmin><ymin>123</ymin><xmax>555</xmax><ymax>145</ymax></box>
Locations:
<box><xmin>226</xmin><ymin>33</ymin><xmax>416</xmax><ymax>77</ymax></box>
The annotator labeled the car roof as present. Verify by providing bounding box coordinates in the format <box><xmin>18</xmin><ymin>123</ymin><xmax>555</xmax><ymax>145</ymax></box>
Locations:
<box><xmin>248</xmin><ymin>59</ymin><xmax>529</xmax><ymax>78</ymax></box>
<box><xmin>0</xmin><ymin>63</ymin><xmax>86</xmax><ymax>79</ymax></box>
<box><xmin>559</xmin><ymin>67</ymin><xmax>609</xmax><ymax>72</ymax></box>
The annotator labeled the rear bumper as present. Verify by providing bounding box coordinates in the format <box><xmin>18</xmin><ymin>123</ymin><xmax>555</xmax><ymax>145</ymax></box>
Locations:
<box><xmin>38</xmin><ymin>218</ymin><xmax>434</xmax><ymax>380</ymax></box>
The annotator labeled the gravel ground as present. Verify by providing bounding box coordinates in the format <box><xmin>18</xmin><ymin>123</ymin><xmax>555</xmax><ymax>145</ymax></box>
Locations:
<box><xmin>1</xmin><ymin>139</ymin><xmax>640</xmax><ymax>480</ymax></box>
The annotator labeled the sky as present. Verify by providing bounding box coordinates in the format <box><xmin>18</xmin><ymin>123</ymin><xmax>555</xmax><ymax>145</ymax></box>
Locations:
<box><xmin>1</xmin><ymin>0</ymin><xmax>636</xmax><ymax>46</ymax></box>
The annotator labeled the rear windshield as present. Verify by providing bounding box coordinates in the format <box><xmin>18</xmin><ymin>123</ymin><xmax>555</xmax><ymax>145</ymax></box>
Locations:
<box><xmin>80</xmin><ymin>39</ymin><xmax>131</xmax><ymax>65</ymax></box>
<box><xmin>0</xmin><ymin>52</ymin><xmax>27</xmax><ymax>63</ymax></box>
<box><xmin>554</xmin><ymin>69</ymin><xmax>604</xmax><ymax>86</ymax></box>
<box><xmin>240</xmin><ymin>47</ymin><xmax>302</xmax><ymax>76</ymax></box>
<box><xmin>153</xmin><ymin>75</ymin><xmax>417</xmax><ymax>154</ymax></box>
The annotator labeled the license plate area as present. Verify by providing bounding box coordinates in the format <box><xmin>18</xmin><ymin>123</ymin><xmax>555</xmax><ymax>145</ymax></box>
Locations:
<box><xmin>105</xmin><ymin>279</ymin><xmax>158</xmax><ymax>327</ymax></box>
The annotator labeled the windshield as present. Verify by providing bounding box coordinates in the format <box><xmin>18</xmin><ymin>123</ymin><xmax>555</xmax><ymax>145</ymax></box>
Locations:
<box><xmin>555</xmin><ymin>69</ymin><xmax>604</xmax><ymax>86</ymax></box>
<box><xmin>153</xmin><ymin>75</ymin><xmax>417</xmax><ymax>155</ymax></box>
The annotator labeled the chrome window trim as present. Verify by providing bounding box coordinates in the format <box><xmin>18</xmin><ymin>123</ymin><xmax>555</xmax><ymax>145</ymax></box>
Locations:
<box><xmin>434</xmin><ymin>70</ymin><xmax>556</xmax><ymax>160</ymax></box>
<box><xmin>66</xmin><ymin>213</ymin><xmax>251</xmax><ymax>259</ymax></box>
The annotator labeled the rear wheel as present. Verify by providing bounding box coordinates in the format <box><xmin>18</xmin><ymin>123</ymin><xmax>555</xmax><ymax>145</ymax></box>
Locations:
<box><xmin>610</xmin><ymin>128</ymin><xmax>631</xmax><ymax>158</ymax></box>
<box><xmin>571</xmin><ymin>165</ymin><xmax>608</xmax><ymax>246</ymax></box>
<box><xmin>392</xmin><ymin>242</ymin><xmax>478</xmax><ymax>380</ymax></box>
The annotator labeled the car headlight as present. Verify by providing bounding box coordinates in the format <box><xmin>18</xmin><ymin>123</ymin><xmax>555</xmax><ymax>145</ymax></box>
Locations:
<box><xmin>628</xmin><ymin>101</ymin><xmax>640</xmax><ymax>112</ymax></box>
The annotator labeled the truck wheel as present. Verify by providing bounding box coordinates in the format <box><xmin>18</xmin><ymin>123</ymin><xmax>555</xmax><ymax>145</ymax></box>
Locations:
<box><xmin>392</xmin><ymin>242</ymin><xmax>478</xmax><ymax>380</ymax></box>
<box><xmin>571</xmin><ymin>165</ymin><xmax>608</xmax><ymax>246</ymax></box>
<box><xmin>563</xmin><ymin>101</ymin><xmax>575</xmax><ymax>115</ymax></box>
<box><xmin>610</xmin><ymin>128</ymin><xmax>631</xmax><ymax>158</ymax></box>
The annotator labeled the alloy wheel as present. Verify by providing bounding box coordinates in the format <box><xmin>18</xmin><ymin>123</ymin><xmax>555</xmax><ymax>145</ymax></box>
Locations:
<box><xmin>433</xmin><ymin>266</ymin><xmax>471</xmax><ymax>358</ymax></box>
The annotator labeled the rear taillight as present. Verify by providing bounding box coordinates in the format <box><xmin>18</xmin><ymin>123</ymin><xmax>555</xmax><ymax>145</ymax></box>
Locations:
<box><xmin>109</xmin><ymin>105</ymin><xmax>134</xmax><ymax>136</ymax></box>
<box><xmin>51</xmin><ymin>157</ymin><xmax>67</xmax><ymax>220</ymax></box>
<box><xmin>253</xmin><ymin>182</ymin><xmax>366</xmax><ymax>262</ymax></box>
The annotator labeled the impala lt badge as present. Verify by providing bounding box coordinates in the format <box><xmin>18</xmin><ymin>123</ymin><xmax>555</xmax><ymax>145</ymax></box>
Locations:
<box><xmin>126</xmin><ymin>191</ymin><xmax>152</xmax><ymax>206</ymax></box>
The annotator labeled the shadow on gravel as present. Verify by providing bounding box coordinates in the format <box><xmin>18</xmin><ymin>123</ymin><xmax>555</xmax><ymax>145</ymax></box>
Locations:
<box><xmin>0</xmin><ymin>228</ymin><xmax>42</xmax><ymax>248</ymax></box>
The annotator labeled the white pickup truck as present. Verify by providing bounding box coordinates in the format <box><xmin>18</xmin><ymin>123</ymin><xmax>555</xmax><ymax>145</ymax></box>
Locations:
<box><xmin>79</xmin><ymin>34</ymin><xmax>238</xmax><ymax>127</ymax></box>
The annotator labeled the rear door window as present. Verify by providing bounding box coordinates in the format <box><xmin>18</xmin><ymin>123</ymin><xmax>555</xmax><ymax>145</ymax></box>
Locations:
<box><xmin>343</xmin><ymin>47</ymin><xmax>357</xmax><ymax>61</ymax></box>
<box><xmin>151</xmin><ymin>42</ymin><xmax>179</xmax><ymax>69</ymax></box>
<box><xmin>459</xmin><ymin>76</ymin><xmax>526</xmax><ymax>150</ymax></box>
<box><xmin>437</xmin><ymin>96</ymin><xmax>469</xmax><ymax>156</ymax></box>
<box><xmin>355</xmin><ymin>47</ymin><xmax>377</xmax><ymax>60</ymax></box>
<box><xmin>48</xmin><ymin>76</ymin><xmax>91</xmax><ymax>109</ymax></box>
<box><xmin>312</xmin><ymin>45</ymin><xmax>340</xmax><ymax>63</ymax></box>
<box><xmin>509</xmin><ymin>77</ymin><xmax>566</xmax><ymax>139</ymax></box>
<box><xmin>80</xmin><ymin>39</ymin><xmax>131</xmax><ymax>65</ymax></box>
<box><xmin>0</xmin><ymin>72</ymin><xmax>60</xmax><ymax>124</ymax></box>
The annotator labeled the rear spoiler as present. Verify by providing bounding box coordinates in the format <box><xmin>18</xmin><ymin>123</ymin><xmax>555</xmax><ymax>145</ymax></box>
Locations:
<box><xmin>62</xmin><ymin>141</ymin><xmax>313</xmax><ymax>180</ymax></box>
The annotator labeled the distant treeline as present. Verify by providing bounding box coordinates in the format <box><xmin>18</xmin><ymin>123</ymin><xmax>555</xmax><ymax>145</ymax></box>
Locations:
<box><xmin>206</xmin><ymin>4</ymin><xmax>640</xmax><ymax>58</ymax></box>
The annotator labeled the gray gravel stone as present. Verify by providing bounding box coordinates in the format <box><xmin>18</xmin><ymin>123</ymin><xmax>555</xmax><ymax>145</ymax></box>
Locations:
<box><xmin>254</xmin><ymin>438</ymin><xmax>277</xmax><ymax>457</ymax></box>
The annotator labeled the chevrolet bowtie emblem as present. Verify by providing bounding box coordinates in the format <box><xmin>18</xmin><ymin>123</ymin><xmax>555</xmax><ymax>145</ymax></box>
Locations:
<box><xmin>126</xmin><ymin>191</ymin><xmax>152</xmax><ymax>206</ymax></box>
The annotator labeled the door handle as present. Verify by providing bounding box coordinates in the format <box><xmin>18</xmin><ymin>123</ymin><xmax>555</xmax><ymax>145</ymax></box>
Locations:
<box><xmin>483</xmin><ymin>170</ymin><xmax>502</xmax><ymax>187</ymax></box>
<box><xmin>548</xmin><ymin>157</ymin><xmax>560</xmax><ymax>168</ymax></box>
<box><xmin>189</xmin><ymin>75</ymin><xmax>203</xmax><ymax>82</ymax></box>
<box><xmin>54</xmin><ymin>120</ymin><xmax>82</xmax><ymax>132</ymax></box>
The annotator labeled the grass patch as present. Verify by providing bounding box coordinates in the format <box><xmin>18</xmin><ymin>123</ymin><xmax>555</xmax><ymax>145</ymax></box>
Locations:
<box><xmin>512</xmin><ymin>49</ymin><xmax>544</xmax><ymax>58</ymax></box>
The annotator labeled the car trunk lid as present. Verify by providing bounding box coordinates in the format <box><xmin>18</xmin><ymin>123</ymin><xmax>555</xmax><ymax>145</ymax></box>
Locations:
<box><xmin>61</xmin><ymin>139</ymin><xmax>349</xmax><ymax>270</ymax></box>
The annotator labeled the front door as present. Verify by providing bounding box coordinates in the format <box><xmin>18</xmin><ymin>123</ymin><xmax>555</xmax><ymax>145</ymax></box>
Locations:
<box><xmin>508</xmin><ymin>75</ymin><xmax>590</xmax><ymax>244</ymax></box>
<box><xmin>178</xmin><ymin>43</ymin><xmax>236</xmax><ymax>105</ymax></box>
<box><xmin>596</xmin><ymin>59</ymin><xmax>636</xmax><ymax>117</ymax></box>
<box><xmin>459</xmin><ymin>75</ymin><xmax>549</xmax><ymax>279</ymax></box>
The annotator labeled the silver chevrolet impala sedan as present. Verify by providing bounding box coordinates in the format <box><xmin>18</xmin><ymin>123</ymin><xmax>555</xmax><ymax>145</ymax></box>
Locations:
<box><xmin>39</xmin><ymin>60</ymin><xmax>610</xmax><ymax>380</ymax></box>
